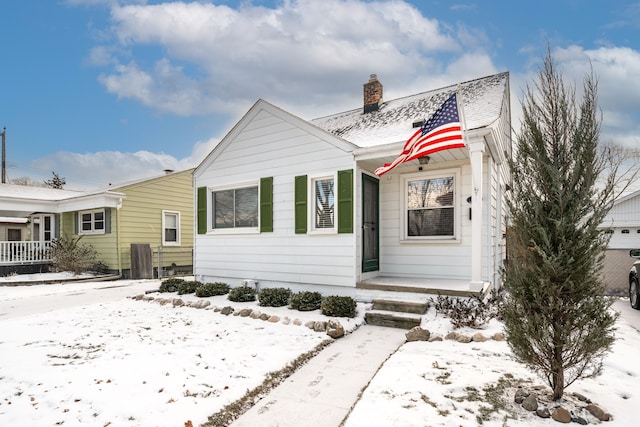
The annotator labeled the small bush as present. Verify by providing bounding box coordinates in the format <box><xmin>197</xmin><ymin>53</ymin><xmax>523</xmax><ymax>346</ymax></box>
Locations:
<box><xmin>258</xmin><ymin>287</ymin><xmax>292</xmax><ymax>307</ymax></box>
<box><xmin>431</xmin><ymin>294</ymin><xmax>499</xmax><ymax>329</ymax></box>
<box><xmin>159</xmin><ymin>277</ymin><xmax>185</xmax><ymax>293</ymax></box>
<box><xmin>321</xmin><ymin>295</ymin><xmax>357</xmax><ymax>318</ymax></box>
<box><xmin>195</xmin><ymin>282</ymin><xmax>230</xmax><ymax>297</ymax></box>
<box><xmin>177</xmin><ymin>280</ymin><xmax>202</xmax><ymax>295</ymax></box>
<box><xmin>228</xmin><ymin>285</ymin><xmax>257</xmax><ymax>302</ymax></box>
<box><xmin>48</xmin><ymin>235</ymin><xmax>98</xmax><ymax>274</ymax></box>
<box><xmin>90</xmin><ymin>260</ymin><xmax>109</xmax><ymax>274</ymax></box>
<box><xmin>290</xmin><ymin>291</ymin><xmax>323</xmax><ymax>311</ymax></box>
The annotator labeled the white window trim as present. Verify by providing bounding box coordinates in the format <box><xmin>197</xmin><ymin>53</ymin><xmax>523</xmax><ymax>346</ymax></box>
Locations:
<box><xmin>208</xmin><ymin>181</ymin><xmax>260</xmax><ymax>235</ymax></box>
<box><xmin>308</xmin><ymin>172</ymin><xmax>338</xmax><ymax>235</ymax></box>
<box><xmin>162</xmin><ymin>210</ymin><xmax>181</xmax><ymax>246</ymax></box>
<box><xmin>78</xmin><ymin>209</ymin><xmax>105</xmax><ymax>236</ymax></box>
<box><xmin>401</xmin><ymin>168</ymin><xmax>461</xmax><ymax>243</ymax></box>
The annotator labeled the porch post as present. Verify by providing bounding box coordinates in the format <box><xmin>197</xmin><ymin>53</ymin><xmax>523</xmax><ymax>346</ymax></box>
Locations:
<box><xmin>468</xmin><ymin>139</ymin><xmax>484</xmax><ymax>291</ymax></box>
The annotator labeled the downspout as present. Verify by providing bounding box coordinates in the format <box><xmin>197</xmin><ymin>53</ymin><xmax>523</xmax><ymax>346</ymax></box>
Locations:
<box><xmin>116</xmin><ymin>198</ymin><xmax>123</xmax><ymax>276</ymax></box>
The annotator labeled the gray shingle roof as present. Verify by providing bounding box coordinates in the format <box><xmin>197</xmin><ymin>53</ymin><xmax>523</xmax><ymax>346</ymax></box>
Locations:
<box><xmin>311</xmin><ymin>72</ymin><xmax>508</xmax><ymax>148</ymax></box>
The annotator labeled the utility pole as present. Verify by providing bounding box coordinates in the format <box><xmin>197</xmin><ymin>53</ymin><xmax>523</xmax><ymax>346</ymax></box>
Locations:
<box><xmin>1</xmin><ymin>127</ymin><xmax>5</xmax><ymax>184</ymax></box>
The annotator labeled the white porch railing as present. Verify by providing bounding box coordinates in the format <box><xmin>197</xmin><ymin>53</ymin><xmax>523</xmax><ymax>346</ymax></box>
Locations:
<box><xmin>0</xmin><ymin>241</ymin><xmax>53</xmax><ymax>264</ymax></box>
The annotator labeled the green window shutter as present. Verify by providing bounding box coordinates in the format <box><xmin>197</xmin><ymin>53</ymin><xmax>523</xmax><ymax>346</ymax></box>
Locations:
<box><xmin>197</xmin><ymin>186</ymin><xmax>207</xmax><ymax>234</ymax></box>
<box><xmin>74</xmin><ymin>212</ymin><xmax>79</xmax><ymax>235</ymax></box>
<box><xmin>337</xmin><ymin>169</ymin><xmax>354</xmax><ymax>233</ymax></box>
<box><xmin>260</xmin><ymin>177</ymin><xmax>273</xmax><ymax>232</ymax></box>
<box><xmin>294</xmin><ymin>175</ymin><xmax>307</xmax><ymax>234</ymax></box>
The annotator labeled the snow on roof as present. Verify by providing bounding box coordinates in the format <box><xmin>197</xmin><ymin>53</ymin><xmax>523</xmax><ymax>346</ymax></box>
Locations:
<box><xmin>311</xmin><ymin>72</ymin><xmax>508</xmax><ymax>148</ymax></box>
<box><xmin>0</xmin><ymin>183</ymin><xmax>86</xmax><ymax>201</ymax></box>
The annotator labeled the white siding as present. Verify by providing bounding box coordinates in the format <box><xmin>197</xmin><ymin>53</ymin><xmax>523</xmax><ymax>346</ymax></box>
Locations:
<box><xmin>376</xmin><ymin>161</ymin><xmax>475</xmax><ymax>281</ymax></box>
<box><xmin>602</xmin><ymin>192</ymin><xmax>640</xmax><ymax>249</ymax></box>
<box><xmin>195</xmin><ymin>108</ymin><xmax>357</xmax><ymax>288</ymax></box>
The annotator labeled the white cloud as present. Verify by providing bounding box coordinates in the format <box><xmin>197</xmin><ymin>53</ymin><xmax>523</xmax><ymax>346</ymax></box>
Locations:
<box><xmin>553</xmin><ymin>45</ymin><xmax>640</xmax><ymax>149</ymax></box>
<box><xmin>23</xmin><ymin>137</ymin><xmax>220</xmax><ymax>190</ymax></box>
<box><xmin>93</xmin><ymin>0</ymin><xmax>472</xmax><ymax>118</ymax></box>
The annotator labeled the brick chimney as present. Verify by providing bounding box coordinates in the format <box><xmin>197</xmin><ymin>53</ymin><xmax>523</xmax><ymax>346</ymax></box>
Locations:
<box><xmin>363</xmin><ymin>74</ymin><xmax>383</xmax><ymax>113</ymax></box>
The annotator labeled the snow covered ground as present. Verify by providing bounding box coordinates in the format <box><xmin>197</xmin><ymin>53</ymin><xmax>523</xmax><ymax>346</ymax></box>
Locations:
<box><xmin>0</xmin><ymin>275</ymin><xmax>638</xmax><ymax>426</ymax></box>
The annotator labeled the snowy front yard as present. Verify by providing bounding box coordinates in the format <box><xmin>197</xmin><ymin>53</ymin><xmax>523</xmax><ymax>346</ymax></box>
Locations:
<box><xmin>0</xmin><ymin>280</ymin><xmax>363</xmax><ymax>426</ymax></box>
<box><xmin>1</xmin><ymin>277</ymin><xmax>639</xmax><ymax>426</ymax></box>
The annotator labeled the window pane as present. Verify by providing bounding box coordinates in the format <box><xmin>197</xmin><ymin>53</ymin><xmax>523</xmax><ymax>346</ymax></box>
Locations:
<box><xmin>94</xmin><ymin>212</ymin><xmax>104</xmax><ymax>221</ymax></box>
<box><xmin>408</xmin><ymin>207</ymin><xmax>454</xmax><ymax>236</ymax></box>
<box><xmin>315</xmin><ymin>178</ymin><xmax>334</xmax><ymax>228</ymax></box>
<box><xmin>235</xmin><ymin>187</ymin><xmax>258</xmax><ymax>227</ymax></box>
<box><xmin>214</xmin><ymin>190</ymin><xmax>234</xmax><ymax>229</ymax></box>
<box><xmin>165</xmin><ymin>214</ymin><xmax>177</xmax><ymax>229</ymax></box>
<box><xmin>408</xmin><ymin>177</ymin><xmax>454</xmax><ymax>209</ymax></box>
<box><xmin>165</xmin><ymin>229</ymin><xmax>177</xmax><ymax>242</ymax></box>
<box><xmin>407</xmin><ymin>176</ymin><xmax>454</xmax><ymax>237</ymax></box>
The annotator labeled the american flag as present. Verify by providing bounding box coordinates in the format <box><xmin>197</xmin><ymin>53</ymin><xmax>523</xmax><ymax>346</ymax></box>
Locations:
<box><xmin>374</xmin><ymin>93</ymin><xmax>464</xmax><ymax>177</ymax></box>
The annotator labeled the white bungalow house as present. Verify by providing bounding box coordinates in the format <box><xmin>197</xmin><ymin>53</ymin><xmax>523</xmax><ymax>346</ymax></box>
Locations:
<box><xmin>598</xmin><ymin>189</ymin><xmax>640</xmax><ymax>295</ymax></box>
<box><xmin>193</xmin><ymin>72</ymin><xmax>511</xmax><ymax>297</ymax></box>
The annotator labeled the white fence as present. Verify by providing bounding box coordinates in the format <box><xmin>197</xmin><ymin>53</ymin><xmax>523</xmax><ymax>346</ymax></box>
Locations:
<box><xmin>0</xmin><ymin>241</ymin><xmax>53</xmax><ymax>264</ymax></box>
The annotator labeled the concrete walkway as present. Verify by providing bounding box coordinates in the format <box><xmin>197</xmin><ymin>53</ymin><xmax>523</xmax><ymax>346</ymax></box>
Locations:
<box><xmin>231</xmin><ymin>324</ymin><xmax>407</xmax><ymax>427</ymax></box>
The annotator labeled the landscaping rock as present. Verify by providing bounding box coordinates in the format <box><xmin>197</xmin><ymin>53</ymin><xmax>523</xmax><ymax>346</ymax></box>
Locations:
<box><xmin>326</xmin><ymin>320</ymin><xmax>345</xmax><ymax>339</ymax></box>
<box><xmin>293</xmin><ymin>319</ymin><xmax>302</xmax><ymax>326</ymax></box>
<box><xmin>238</xmin><ymin>308</ymin><xmax>252</xmax><ymax>317</ymax></box>
<box><xmin>492</xmin><ymin>332</ymin><xmax>505</xmax><ymax>341</ymax></box>
<box><xmin>192</xmin><ymin>300</ymin><xmax>210</xmax><ymax>309</ymax></box>
<box><xmin>455</xmin><ymin>334</ymin><xmax>472</xmax><ymax>344</ymax></box>
<box><xmin>536</xmin><ymin>407</ymin><xmax>550</xmax><ymax>418</ymax></box>
<box><xmin>428</xmin><ymin>335</ymin><xmax>443</xmax><ymax>342</ymax></box>
<box><xmin>472</xmin><ymin>332</ymin><xmax>488</xmax><ymax>342</ymax></box>
<box><xmin>313</xmin><ymin>321</ymin><xmax>328</xmax><ymax>333</ymax></box>
<box><xmin>250</xmin><ymin>311</ymin><xmax>262</xmax><ymax>319</ymax></box>
<box><xmin>280</xmin><ymin>317</ymin><xmax>291</xmax><ymax>325</ymax></box>
<box><xmin>573</xmin><ymin>392</ymin><xmax>589</xmax><ymax>402</ymax></box>
<box><xmin>405</xmin><ymin>326</ymin><xmax>430</xmax><ymax>342</ymax></box>
<box><xmin>514</xmin><ymin>389</ymin><xmax>529</xmax><ymax>404</ymax></box>
<box><xmin>586</xmin><ymin>403</ymin><xmax>611</xmax><ymax>421</ymax></box>
<box><xmin>220</xmin><ymin>306</ymin><xmax>234</xmax><ymax>316</ymax></box>
<box><xmin>267</xmin><ymin>315</ymin><xmax>280</xmax><ymax>323</ymax></box>
<box><xmin>445</xmin><ymin>331</ymin><xmax>459</xmax><ymax>341</ymax></box>
<box><xmin>304</xmin><ymin>320</ymin><xmax>316</xmax><ymax>329</ymax></box>
<box><xmin>522</xmin><ymin>394</ymin><xmax>538</xmax><ymax>412</ymax></box>
<box><xmin>259</xmin><ymin>313</ymin><xmax>269</xmax><ymax>321</ymax></box>
<box><xmin>172</xmin><ymin>298</ymin><xmax>184</xmax><ymax>307</ymax></box>
<box><xmin>551</xmin><ymin>407</ymin><xmax>572</xmax><ymax>423</ymax></box>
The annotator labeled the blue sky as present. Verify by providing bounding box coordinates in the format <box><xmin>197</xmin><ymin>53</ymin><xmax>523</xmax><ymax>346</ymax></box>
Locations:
<box><xmin>1</xmin><ymin>0</ymin><xmax>639</xmax><ymax>189</ymax></box>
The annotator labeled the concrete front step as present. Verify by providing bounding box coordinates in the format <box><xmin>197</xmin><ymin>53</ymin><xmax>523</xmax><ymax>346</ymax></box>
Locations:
<box><xmin>365</xmin><ymin>310</ymin><xmax>422</xmax><ymax>330</ymax></box>
<box><xmin>371</xmin><ymin>298</ymin><xmax>429</xmax><ymax>314</ymax></box>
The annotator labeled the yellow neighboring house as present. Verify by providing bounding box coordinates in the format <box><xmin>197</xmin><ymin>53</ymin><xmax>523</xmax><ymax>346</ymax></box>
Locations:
<box><xmin>1</xmin><ymin>170</ymin><xmax>194</xmax><ymax>278</ymax></box>
<box><xmin>61</xmin><ymin>169</ymin><xmax>195</xmax><ymax>279</ymax></box>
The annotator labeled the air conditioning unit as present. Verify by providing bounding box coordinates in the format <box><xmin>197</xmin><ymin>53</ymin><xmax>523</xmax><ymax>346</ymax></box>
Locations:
<box><xmin>241</xmin><ymin>279</ymin><xmax>258</xmax><ymax>289</ymax></box>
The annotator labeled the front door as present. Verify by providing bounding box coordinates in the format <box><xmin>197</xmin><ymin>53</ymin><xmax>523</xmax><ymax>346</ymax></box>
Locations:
<box><xmin>362</xmin><ymin>174</ymin><xmax>379</xmax><ymax>272</ymax></box>
<box><xmin>31</xmin><ymin>214</ymin><xmax>55</xmax><ymax>241</ymax></box>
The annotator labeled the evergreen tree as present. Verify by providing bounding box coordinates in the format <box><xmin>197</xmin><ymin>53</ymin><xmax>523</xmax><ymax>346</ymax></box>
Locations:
<box><xmin>44</xmin><ymin>171</ymin><xmax>66</xmax><ymax>189</ymax></box>
<box><xmin>501</xmin><ymin>50</ymin><xmax>618</xmax><ymax>400</ymax></box>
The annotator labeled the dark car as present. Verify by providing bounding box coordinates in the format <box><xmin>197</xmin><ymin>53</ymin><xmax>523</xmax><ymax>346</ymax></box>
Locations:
<box><xmin>629</xmin><ymin>249</ymin><xmax>640</xmax><ymax>310</ymax></box>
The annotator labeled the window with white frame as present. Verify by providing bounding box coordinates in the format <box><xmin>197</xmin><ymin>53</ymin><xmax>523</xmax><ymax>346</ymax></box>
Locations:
<box><xmin>162</xmin><ymin>210</ymin><xmax>180</xmax><ymax>245</ymax></box>
<box><xmin>404</xmin><ymin>171</ymin><xmax>457</xmax><ymax>239</ymax></box>
<box><xmin>312</xmin><ymin>175</ymin><xmax>335</xmax><ymax>231</ymax></box>
<box><xmin>79</xmin><ymin>209</ymin><xmax>105</xmax><ymax>235</ymax></box>
<box><xmin>211</xmin><ymin>184</ymin><xmax>258</xmax><ymax>229</ymax></box>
